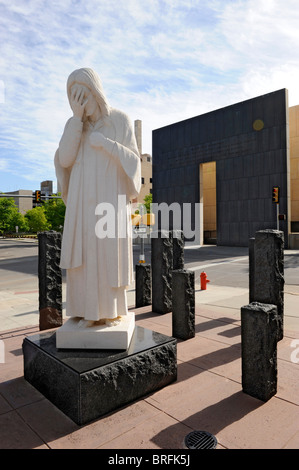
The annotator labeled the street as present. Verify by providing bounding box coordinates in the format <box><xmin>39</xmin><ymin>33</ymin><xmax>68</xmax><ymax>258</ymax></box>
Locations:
<box><xmin>0</xmin><ymin>237</ymin><xmax>298</xmax><ymax>331</ymax></box>
<box><xmin>0</xmin><ymin>239</ymin><xmax>250</xmax><ymax>288</ymax></box>
<box><xmin>134</xmin><ymin>241</ymin><xmax>299</xmax><ymax>288</ymax></box>
<box><xmin>1</xmin><ymin>237</ymin><xmax>299</xmax><ymax>287</ymax></box>
<box><xmin>1</xmin><ymin>237</ymin><xmax>299</xmax><ymax>290</ymax></box>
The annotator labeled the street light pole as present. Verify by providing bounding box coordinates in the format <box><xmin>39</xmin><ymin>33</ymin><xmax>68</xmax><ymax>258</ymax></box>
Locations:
<box><xmin>139</xmin><ymin>204</ymin><xmax>145</xmax><ymax>264</ymax></box>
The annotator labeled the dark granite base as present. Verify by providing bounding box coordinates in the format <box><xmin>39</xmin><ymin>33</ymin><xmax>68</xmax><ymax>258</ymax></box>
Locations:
<box><xmin>22</xmin><ymin>326</ymin><xmax>177</xmax><ymax>425</ymax></box>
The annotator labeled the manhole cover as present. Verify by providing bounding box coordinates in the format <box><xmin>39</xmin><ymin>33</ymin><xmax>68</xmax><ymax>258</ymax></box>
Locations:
<box><xmin>184</xmin><ymin>431</ymin><xmax>217</xmax><ymax>449</ymax></box>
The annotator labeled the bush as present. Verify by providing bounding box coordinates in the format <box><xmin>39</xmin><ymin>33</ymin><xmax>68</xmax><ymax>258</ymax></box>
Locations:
<box><xmin>0</xmin><ymin>198</ymin><xmax>29</xmax><ymax>233</ymax></box>
<box><xmin>25</xmin><ymin>206</ymin><xmax>50</xmax><ymax>233</ymax></box>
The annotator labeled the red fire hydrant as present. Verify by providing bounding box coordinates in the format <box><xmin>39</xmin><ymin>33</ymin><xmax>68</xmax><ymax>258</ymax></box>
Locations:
<box><xmin>200</xmin><ymin>271</ymin><xmax>210</xmax><ymax>290</ymax></box>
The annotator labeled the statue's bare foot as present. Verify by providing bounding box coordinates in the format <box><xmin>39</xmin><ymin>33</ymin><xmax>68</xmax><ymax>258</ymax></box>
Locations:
<box><xmin>77</xmin><ymin>316</ymin><xmax>122</xmax><ymax>328</ymax></box>
<box><xmin>77</xmin><ymin>318</ymin><xmax>94</xmax><ymax>328</ymax></box>
<box><xmin>105</xmin><ymin>316</ymin><xmax>122</xmax><ymax>327</ymax></box>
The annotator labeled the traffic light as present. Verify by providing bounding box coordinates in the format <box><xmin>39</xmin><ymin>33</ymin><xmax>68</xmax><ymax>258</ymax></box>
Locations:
<box><xmin>34</xmin><ymin>190</ymin><xmax>41</xmax><ymax>203</ymax></box>
<box><xmin>272</xmin><ymin>186</ymin><xmax>279</xmax><ymax>203</ymax></box>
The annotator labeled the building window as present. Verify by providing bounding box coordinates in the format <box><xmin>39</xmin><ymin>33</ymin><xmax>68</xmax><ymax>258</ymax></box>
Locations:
<box><xmin>147</xmin><ymin>156</ymin><xmax>151</xmax><ymax>162</ymax></box>
<box><xmin>141</xmin><ymin>177</ymin><xmax>145</xmax><ymax>184</ymax></box>
<box><xmin>150</xmin><ymin>178</ymin><xmax>152</xmax><ymax>183</ymax></box>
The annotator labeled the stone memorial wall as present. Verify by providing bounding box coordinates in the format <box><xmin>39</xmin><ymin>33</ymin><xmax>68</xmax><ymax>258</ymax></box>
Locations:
<box><xmin>152</xmin><ymin>89</ymin><xmax>290</xmax><ymax>246</ymax></box>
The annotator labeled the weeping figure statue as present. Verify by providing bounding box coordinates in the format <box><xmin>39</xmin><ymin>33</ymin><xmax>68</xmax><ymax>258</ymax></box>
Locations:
<box><xmin>55</xmin><ymin>68</ymin><xmax>141</xmax><ymax>329</ymax></box>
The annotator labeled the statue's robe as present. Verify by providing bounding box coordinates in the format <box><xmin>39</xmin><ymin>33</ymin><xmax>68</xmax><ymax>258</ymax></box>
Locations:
<box><xmin>55</xmin><ymin>110</ymin><xmax>141</xmax><ymax>320</ymax></box>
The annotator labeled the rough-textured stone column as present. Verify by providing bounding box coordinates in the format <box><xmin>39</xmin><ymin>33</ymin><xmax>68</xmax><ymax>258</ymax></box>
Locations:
<box><xmin>248</xmin><ymin>237</ymin><xmax>255</xmax><ymax>303</ymax></box>
<box><xmin>151</xmin><ymin>230</ymin><xmax>173</xmax><ymax>314</ymax></box>
<box><xmin>250</xmin><ymin>229</ymin><xmax>284</xmax><ymax>340</ymax></box>
<box><xmin>241</xmin><ymin>302</ymin><xmax>278</xmax><ymax>401</ymax></box>
<box><xmin>172</xmin><ymin>230</ymin><xmax>184</xmax><ymax>270</ymax></box>
<box><xmin>38</xmin><ymin>231</ymin><xmax>63</xmax><ymax>330</ymax></box>
<box><xmin>172</xmin><ymin>269</ymin><xmax>195</xmax><ymax>340</ymax></box>
<box><xmin>135</xmin><ymin>263</ymin><xmax>152</xmax><ymax>308</ymax></box>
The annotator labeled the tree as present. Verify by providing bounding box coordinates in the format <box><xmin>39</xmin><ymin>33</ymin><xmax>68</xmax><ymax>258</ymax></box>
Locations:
<box><xmin>143</xmin><ymin>193</ymin><xmax>152</xmax><ymax>213</ymax></box>
<box><xmin>0</xmin><ymin>198</ymin><xmax>29</xmax><ymax>233</ymax></box>
<box><xmin>43</xmin><ymin>195</ymin><xmax>66</xmax><ymax>231</ymax></box>
<box><xmin>10</xmin><ymin>210</ymin><xmax>29</xmax><ymax>232</ymax></box>
<box><xmin>25</xmin><ymin>206</ymin><xmax>50</xmax><ymax>233</ymax></box>
<box><xmin>134</xmin><ymin>193</ymin><xmax>152</xmax><ymax>215</ymax></box>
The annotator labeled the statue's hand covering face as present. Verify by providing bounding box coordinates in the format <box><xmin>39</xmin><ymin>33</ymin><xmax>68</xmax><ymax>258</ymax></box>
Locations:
<box><xmin>67</xmin><ymin>68</ymin><xmax>110</xmax><ymax>123</ymax></box>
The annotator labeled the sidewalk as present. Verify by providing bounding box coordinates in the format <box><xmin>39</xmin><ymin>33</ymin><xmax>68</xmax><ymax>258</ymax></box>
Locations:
<box><xmin>0</xmin><ymin>279</ymin><xmax>298</xmax><ymax>449</ymax></box>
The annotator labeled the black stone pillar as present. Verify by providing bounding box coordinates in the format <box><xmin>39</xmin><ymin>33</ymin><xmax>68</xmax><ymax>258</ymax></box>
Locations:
<box><xmin>151</xmin><ymin>230</ymin><xmax>173</xmax><ymax>314</ymax></box>
<box><xmin>241</xmin><ymin>302</ymin><xmax>278</xmax><ymax>401</ymax></box>
<box><xmin>38</xmin><ymin>231</ymin><xmax>63</xmax><ymax>330</ymax></box>
<box><xmin>250</xmin><ymin>229</ymin><xmax>284</xmax><ymax>340</ymax></box>
<box><xmin>248</xmin><ymin>237</ymin><xmax>255</xmax><ymax>303</ymax></box>
<box><xmin>135</xmin><ymin>263</ymin><xmax>151</xmax><ymax>308</ymax></box>
<box><xmin>172</xmin><ymin>269</ymin><xmax>195</xmax><ymax>340</ymax></box>
<box><xmin>172</xmin><ymin>230</ymin><xmax>184</xmax><ymax>270</ymax></box>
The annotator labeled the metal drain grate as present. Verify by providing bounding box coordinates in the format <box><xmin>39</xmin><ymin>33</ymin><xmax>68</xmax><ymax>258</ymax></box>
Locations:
<box><xmin>184</xmin><ymin>431</ymin><xmax>217</xmax><ymax>449</ymax></box>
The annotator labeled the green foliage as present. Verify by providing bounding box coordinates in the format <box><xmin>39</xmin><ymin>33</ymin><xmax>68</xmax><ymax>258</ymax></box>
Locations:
<box><xmin>0</xmin><ymin>198</ymin><xmax>29</xmax><ymax>233</ymax></box>
<box><xmin>25</xmin><ymin>206</ymin><xmax>50</xmax><ymax>233</ymax></box>
<box><xmin>10</xmin><ymin>210</ymin><xmax>29</xmax><ymax>232</ymax></box>
<box><xmin>43</xmin><ymin>194</ymin><xmax>66</xmax><ymax>231</ymax></box>
<box><xmin>143</xmin><ymin>193</ymin><xmax>152</xmax><ymax>213</ymax></box>
<box><xmin>0</xmin><ymin>193</ymin><xmax>66</xmax><ymax>235</ymax></box>
<box><xmin>134</xmin><ymin>193</ymin><xmax>153</xmax><ymax>215</ymax></box>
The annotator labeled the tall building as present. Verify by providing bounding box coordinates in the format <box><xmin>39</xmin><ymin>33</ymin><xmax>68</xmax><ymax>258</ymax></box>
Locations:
<box><xmin>41</xmin><ymin>180</ymin><xmax>53</xmax><ymax>195</ymax></box>
<box><xmin>153</xmin><ymin>88</ymin><xmax>299</xmax><ymax>247</ymax></box>
<box><xmin>134</xmin><ymin>119</ymin><xmax>152</xmax><ymax>205</ymax></box>
<box><xmin>289</xmin><ymin>105</ymin><xmax>299</xmax><ymax>232</ymax></box>
<box><xmin>4</xmin><ymin>190</ymin><xmax>33</xmax><ymax>214</ymax></box>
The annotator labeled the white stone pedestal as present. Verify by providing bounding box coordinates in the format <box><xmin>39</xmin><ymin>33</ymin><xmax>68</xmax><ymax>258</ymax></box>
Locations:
<box><xmin>56</xmin><ymin>312</ymin><xmax>135</xmax><ymax>350</ymax></box>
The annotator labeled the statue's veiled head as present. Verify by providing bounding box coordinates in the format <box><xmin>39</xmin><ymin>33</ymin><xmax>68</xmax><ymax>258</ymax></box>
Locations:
<box><xmin>67</xmin><ymin>68</ymin><xmax>110</xmax><ymax>119</ymax></box>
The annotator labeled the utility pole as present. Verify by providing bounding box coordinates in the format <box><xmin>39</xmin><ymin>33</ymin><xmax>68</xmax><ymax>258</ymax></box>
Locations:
<box><xmin>272</xmin><ymin>186</ymin><xmax>280</xmax><ymax>230</ymax></box>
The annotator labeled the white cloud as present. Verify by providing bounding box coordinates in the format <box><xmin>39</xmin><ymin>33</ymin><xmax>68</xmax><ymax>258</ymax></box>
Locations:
<box><xmin>0</xmin><ymin>0</ymin><xmax>299</xmax><ymax>191</ymax></box>
<box><xmin>0</xmin><ymin>158</ymin><xmax>8</xmax><ymax>171</ymax></box>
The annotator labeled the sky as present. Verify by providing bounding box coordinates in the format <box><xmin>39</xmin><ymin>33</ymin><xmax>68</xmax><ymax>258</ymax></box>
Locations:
<box><xmin>1</xmin><ymin>0</ymin><xmax>299</xmax><ymax>193</ymax></box>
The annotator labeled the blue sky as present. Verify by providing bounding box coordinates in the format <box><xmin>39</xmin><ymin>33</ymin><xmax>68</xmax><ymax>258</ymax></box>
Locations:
<box><xmin>1</xmin><ymin>0</ymin><xmax>299</xmax><ymax>193</ymax></box>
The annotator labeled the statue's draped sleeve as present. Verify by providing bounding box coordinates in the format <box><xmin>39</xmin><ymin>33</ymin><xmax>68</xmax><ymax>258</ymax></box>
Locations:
<box><xmin>54</xmin><ymin>117</ymin><xmax>83</xmax><ymax>204</ymax></box>
<box><xmin>94</xmin><ymin>111</ymin><xmax>141</xmax><ymax>199</ymax></box>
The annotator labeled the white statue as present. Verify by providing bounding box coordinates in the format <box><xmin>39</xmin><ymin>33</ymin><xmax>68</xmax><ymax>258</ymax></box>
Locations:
<box><xmin>55</xmin><ymin>68</ymin><xmax>141</xmax><ymax>327</ymax></box>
